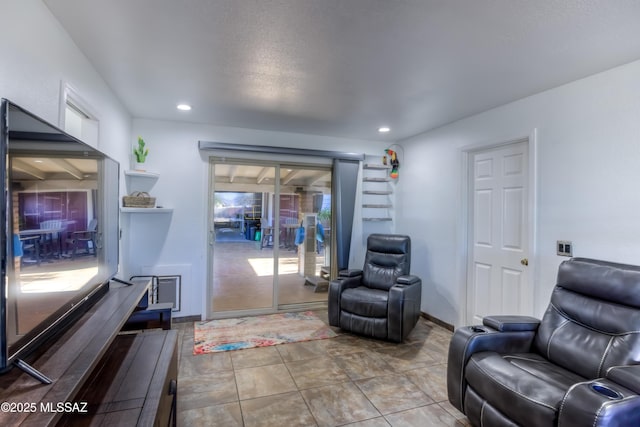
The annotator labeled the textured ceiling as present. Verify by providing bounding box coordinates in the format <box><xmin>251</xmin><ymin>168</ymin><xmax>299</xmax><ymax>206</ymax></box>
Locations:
<box><xmin>43</xmin><ymin>0</ymin><xmax>640</xmax><ymax>142</ymax></box>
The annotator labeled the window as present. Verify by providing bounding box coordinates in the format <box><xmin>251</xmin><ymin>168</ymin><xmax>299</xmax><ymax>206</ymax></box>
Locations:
<box><xmin>59</xmin><ymin>82</ymin><xmax>99</xmax><ymax>147</ymax></box>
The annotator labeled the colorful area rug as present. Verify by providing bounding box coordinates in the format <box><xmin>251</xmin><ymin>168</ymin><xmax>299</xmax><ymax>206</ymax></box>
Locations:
<box><xmin>194</xmin><ymin>311</ymin><xmax>337</xmax><ymax>354</ymax></box>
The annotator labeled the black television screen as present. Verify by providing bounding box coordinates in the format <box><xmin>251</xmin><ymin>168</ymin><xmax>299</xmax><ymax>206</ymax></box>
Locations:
<box><xmin>0</xmin><ymin>99</ymin><xmax>119</xmax><ymax>378</ymax></box>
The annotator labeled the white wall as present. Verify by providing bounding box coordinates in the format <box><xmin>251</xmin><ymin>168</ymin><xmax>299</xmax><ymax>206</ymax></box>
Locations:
<box><xmin>398</xmin><ymin>59</ymin><xmax>640</xmax><ymax>327</ymax></box>
<box><xmin>2</xmin><ymin>0</ymin><xmax>132</xmax><ymax>283</ymax></box>
<box><xmin>127</xmin><ymin>119</ymin><xmax>388</xmax><ymax>317</ymax></box>
<box><xmin>0</xmin><ymin>0</ymin><xmax>131</xmax><ymax>172</ymax></box>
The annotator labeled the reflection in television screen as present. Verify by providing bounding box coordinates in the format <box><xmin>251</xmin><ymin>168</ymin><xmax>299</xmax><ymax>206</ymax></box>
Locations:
<box><xmin>11</xmin><ymin>157</ymin><xmax>101</xmax><ymax>336</ymax></box>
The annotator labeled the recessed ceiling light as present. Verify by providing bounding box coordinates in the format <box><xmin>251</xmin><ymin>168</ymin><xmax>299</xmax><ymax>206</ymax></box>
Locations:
<box><xmin>378</xmin><ymin>126</ymin><xmax>390</xmax><ymax>133</ymax></box>
<box><xmin>177</xmin><ymin>103</ymin><xmax>192</xmax><ymax>111</ymax></box>
<box><xmin>34</xmin><ymin>160</ymin><xmax>43</xmax><ymax>163</ymax></box>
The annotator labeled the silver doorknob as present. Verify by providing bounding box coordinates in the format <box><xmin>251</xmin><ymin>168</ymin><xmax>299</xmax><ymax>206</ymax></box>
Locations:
<box><xmin>521</xmin><ymin>258</ymin><xmax>529</xmax><ymax>266</ymax></box>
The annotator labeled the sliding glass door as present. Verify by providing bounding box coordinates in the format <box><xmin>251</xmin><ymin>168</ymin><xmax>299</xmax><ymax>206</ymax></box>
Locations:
<box><xmin>276</xmin><ymin>165</ymin><xmax>332</xmax><ymax>308</ymax></box>
<box><xmin>208</xmin><ymin>158</ymin><xmax>332</xmax><ymax>317</ymax></box>
<box><xmin>210</xmin><ymin>162</ymin><xmax>276</xmax><ymax>313</ymax></box>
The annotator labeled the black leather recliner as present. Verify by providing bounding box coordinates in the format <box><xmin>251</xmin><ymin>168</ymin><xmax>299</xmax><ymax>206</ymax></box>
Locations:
<box><xmin>328</xmin><ymin>234</ymin><xmax>422</xmax><ymax>343</ymax></box>
<box><xmin>447</xmin><ymin>258</ymin><xmax>640</xmax><ymax>427</ymax></box>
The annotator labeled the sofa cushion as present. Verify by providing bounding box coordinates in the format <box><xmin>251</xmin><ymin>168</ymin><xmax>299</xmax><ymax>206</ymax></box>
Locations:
<box><xmin>339</xmin><ymin>311</ymin><xmax>387</xmax><ymax>340</ymax></box>
<box><xmin>341</xmin><ymin>287</ymin><xmax>388</xmax><ymax>318</ymax></box>
<box><xmin>533</xmin><ymin>258</ymin><xmax>640</xmax><ymax>379</ymax></box>
<box><xmin>465</xmin><ymin>352</ymin><xmax>585</xmax><ymax>426</ymax></box>
<box><xmin>533</xmin><ymin>287</ymin><xmax>640</xmax><ymax>379</ymax></box>
<box><xmin>362</xmin><ymin>234</ymin><xmax>411</xmax><ymax>291</ymax></box>
<box><xmin>464</xmin><ymin>387</ymin><xmax>521</xmax><ymax>427</ymax></box>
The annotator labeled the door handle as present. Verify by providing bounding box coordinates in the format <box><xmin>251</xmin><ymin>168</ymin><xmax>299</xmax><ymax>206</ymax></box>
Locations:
<box><xmin>521</xmin><ymin>258</ymin><xmax>529</xmax><ymax>266</ymax></box>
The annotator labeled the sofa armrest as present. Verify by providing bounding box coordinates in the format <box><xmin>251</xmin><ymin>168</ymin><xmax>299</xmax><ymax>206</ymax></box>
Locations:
<box><xmin>328</xmin><ymin>274</ymin><xmax>363</xmax><ymax>327</ymax></box>
<box><xmin>482</xmin><ymin>315</ymin><xmax>540</xmax><ymax>332</ymax></box>
<box><xmin>397</xmin><ymin>274</ymin><xmax>420</xmax><ymax>285</ymax></box>
<box><xmin>446</xmin><ymin>325</ymin><xmax>536</xmax><ymax>412</ymax></box>
<box><xmin>606</xmin><ymin>365</ymin><xmax>640</xmax><ymax>394</ymax></box>
<box><xmin>388</xmin><ymin>278</ymin><xmax>422</xmax><ymax>342</ymax></box>
<box><xmin>339</xmin><ymin>269</ymin><xmax>363</xmax><ymax>278</ymax></box>
<box><xmin>558</xmin><ymin>378</ymin><xmax>640</xmax><ymax>427</ymax></box>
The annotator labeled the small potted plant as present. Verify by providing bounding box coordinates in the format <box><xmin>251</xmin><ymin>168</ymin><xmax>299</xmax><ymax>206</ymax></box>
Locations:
<box><xmin>133</xmin><ymin>136</ymin><xmax>149</xmax><ymax>171</ymax></box>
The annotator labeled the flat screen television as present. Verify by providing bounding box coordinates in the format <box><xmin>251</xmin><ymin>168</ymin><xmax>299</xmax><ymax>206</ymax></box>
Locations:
<box><xmin>0</xmin><ymin>99</ymin><xmax>119</xmax><ymax>382</ymax></box>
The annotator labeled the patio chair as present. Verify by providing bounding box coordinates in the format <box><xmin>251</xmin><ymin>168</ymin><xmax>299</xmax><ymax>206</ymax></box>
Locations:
<box><xmin>70</xmin><ymin>218</ymin><xmax>98</xmax><ymax>258</ymax></box>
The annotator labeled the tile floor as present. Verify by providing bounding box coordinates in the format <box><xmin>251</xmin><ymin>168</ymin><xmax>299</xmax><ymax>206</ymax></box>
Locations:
<box><xmin>174</xmin><ymin>311</ymin><xmax>471</xmax><ymax>426</ymax></box>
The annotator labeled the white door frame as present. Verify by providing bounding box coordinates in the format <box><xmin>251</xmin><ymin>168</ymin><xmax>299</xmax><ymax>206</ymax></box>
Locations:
<box><xmin>457</xmin><ymin>130</ymin><xmax>538</xmax><ymax>327</ymax></box>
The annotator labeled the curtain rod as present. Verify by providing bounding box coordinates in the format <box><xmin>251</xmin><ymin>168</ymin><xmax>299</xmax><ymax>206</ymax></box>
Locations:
<box><xmin>198</xmin><ymin>141</ymin><xmax>364</xmax><ymax>161</ymax></box>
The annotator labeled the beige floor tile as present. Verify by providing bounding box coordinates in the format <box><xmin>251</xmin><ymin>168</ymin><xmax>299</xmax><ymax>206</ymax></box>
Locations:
<box><xmin>334</xmin><ymin>351</ymin><xmax>395</xmax><ymax>381</ymax></box>
<box><xmin>406</xmin><ymin>363</ymin><xmax>449</xmax><ymax>402</ymax></box>
<box><xmin>179</xmin><ymin>351</ymin><xmax>233</xmax><ymax>377</ymax></box>
<box><xmin>286</xmin><ymin>356</ymin><xmax>350</xmax><ymax>389</ymax></box>
<box><xmin>240</xmin><ymin>391</ymin><xmax>317</xmax><ymax>427</ymax></box>
<box><xmin>177</xmin><ymin>401</ymin><xmax>243</xmax><ymax>426</ymax></box>
<box><xmin>355</xmin><ymin>374</ymin><xmax>433</xmax><ymax>415</ymax></box>
<box><xmin>373</xmin><ymin>343</ymin><xmax>439</xmax><ymax>372</ymax></box>
<box><xmin>230</xmin><ymin>345</ymin><xmax>283</xmax><ymax>369</ymax></box>
<box><xmin>438</xmin><ymin>401</ymin><xmax>471</xmax><ymax>425</ymax></box>
<box><xmin>181</xmin><ymin>333</ymin><xmax>195</xmax><ymax>357</ymax></box>
<box><xmin>301</xmin><ymin>382</ymin><xmax>381</xmax><ymax>426</ymax></box>
<box><xmin>384</xmin><ymin>404</ymin><xmax>464</xmax><ymax>427</ymax></box>
<box><xmin>419</xmin><ymin>340</ymin><xmax>450</xmax><ymax>363</ymax></box>
<box><xmin>235</xmin><ymin>363</ymin><xmax>297</xmax><ymax>400</ymax></box>
<box><xmin>175</xmin><ymin>310</ymin><xmax>461</xmax><ymax>426</ymax></box>
<box><xmin>177</xmin><ymin>370</ymin><xmax>238</xmax><ymax>411</ymax></box>
<box><xmin>277</xmin><ymin>338</ymin><xmax>331</xmax><ymax>362</ymax></box>
<box><xmin>324</xmin><ymin>333</ymin><xmax>389</xmax><ymax>354</ymax></box>
<box><xmin>404</xmin><ymin>321</ymin><xmax>452</xmax><ymax>344</ymax></box>
<box><xmin>321</xmin><ymin>334</ymin><xmax>375</xmax><ymax>357</ymax></box>
<box><xmin>343</xmin><ymin>417</ymin><xmax>391</xmax><ymax>427</ymax></box>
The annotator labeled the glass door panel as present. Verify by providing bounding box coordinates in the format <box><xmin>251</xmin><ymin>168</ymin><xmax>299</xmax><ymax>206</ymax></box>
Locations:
<box><xmin>211</xmin><ymin>162</ymin><xmax>275</xmax><ymax>313</ymax></box>
<box><xmin>277</xmin><ymin>165</ymin><xmax>331</xmax><ymax>306</ymax></box>
<box><xmin>208</xmin><ymin>159</ymin><xmax>332</xmax><ymax>317</ymax></box>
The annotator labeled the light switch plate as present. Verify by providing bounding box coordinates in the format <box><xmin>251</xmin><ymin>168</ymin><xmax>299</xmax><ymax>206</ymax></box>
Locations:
<box><xmin>557</xmin><ymin>240</ymin><xmax>573</xmax><ymax>257</ymax></box>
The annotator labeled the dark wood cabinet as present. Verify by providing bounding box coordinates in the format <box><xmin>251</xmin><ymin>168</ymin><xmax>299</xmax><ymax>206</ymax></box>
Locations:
<box><xmin>58</xmin><ymin>330</ymin><xmax>178</xmax><ymax>427</ymax></box>
<box><xmin>0</xmin><ymin>280</ymin><xmax>178</xmax><ymax>427</ymax></box>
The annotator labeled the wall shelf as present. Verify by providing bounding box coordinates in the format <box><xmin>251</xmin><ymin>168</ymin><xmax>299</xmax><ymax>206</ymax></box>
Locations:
<box><xmin>363</xmin><ymin>204</ymin><xmax>392</xmax><ymax>208</ymax></box>
<box><xmin>363</xmin><ymin>164</ymin><xmax>391</xmax><ymax>170</ymax></box>
<box><xmin>363</xmin><ymin>190</ymin><xmax>393</xmax><ymax>195</ymax></box>
<box><xmin>125</xmin><ymin>170</ymin><xmax>160</xmax><ymax>179</ymax></box>
<box><xmin>123</xmin><ymin>170</ymin><xmax>166</xmax><ymax>210</ymax></box>
<box><xmin>121</xmin><ymin>207</ymin><xmax>173</xmax><ymax>214</ymax></box>
<box><xmin>361</xmin><ymin>155</ymin><xmax>394</xmax><ymax>223</ymax></box>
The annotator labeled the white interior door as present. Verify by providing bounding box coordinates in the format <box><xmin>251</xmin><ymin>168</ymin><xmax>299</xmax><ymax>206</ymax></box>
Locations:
<box><xmin>467</xmin><ymin>141</ymin><xmax>530</xmax><ymax>324</ymax></box>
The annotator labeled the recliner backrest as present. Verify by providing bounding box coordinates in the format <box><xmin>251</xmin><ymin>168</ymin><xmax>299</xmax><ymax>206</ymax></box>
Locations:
<box><xmin>533</xmin><ymin>258</ymin><xmax>640</xmax><ymax>379</ymax></box>
<box><xmin>362</xmin><ymin>234</ymin><xmax>411</xmax><ymax>291</ymax></box>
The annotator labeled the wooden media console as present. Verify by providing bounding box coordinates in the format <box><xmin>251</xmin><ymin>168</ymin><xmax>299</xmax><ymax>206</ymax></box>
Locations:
<box><xmin>0</xmin><ymin>279</ymin><xmax>178</xmax><ymax>426</ymax></box>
